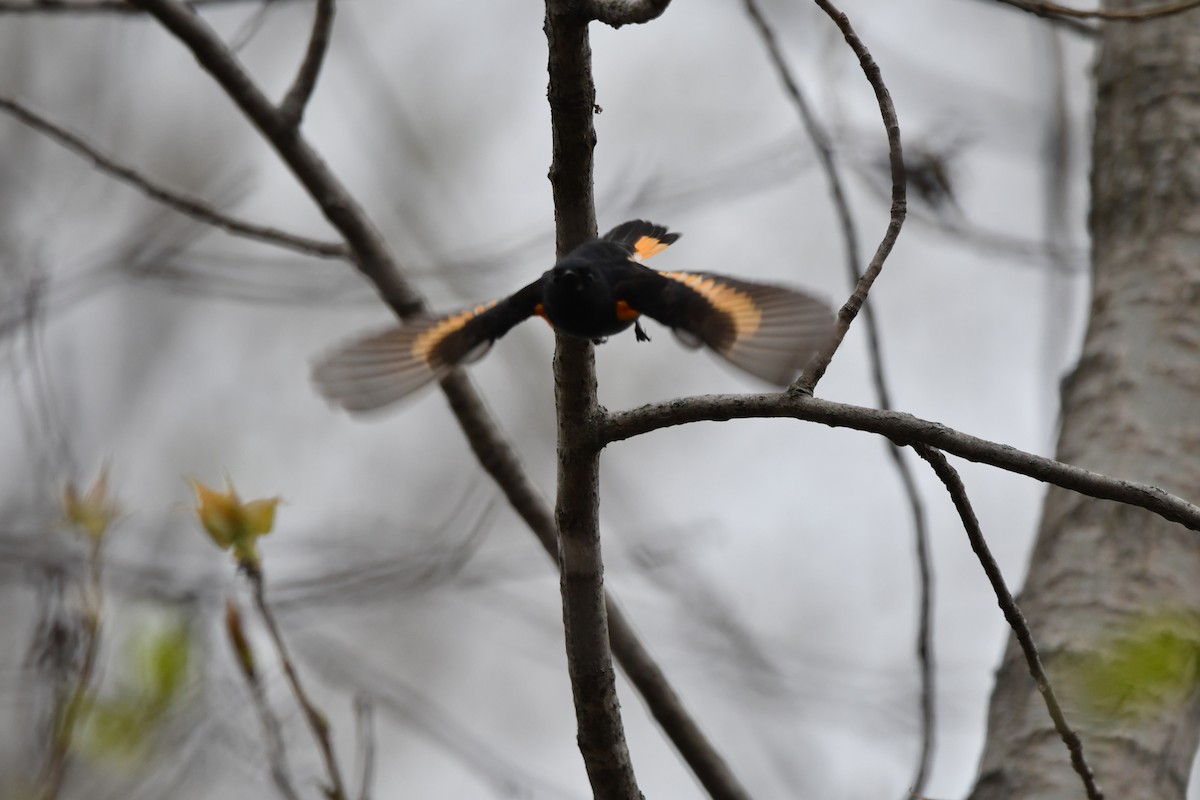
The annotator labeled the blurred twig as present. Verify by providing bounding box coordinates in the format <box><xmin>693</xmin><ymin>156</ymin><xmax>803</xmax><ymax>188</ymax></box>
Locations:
<box><xmin>743</xmin><ymin>2</ymin><xmax>932</xmax><ymax>792</ymax></box>
<box><xmin>992</xmin><ymin>0</ymin><xmax>1200</xmax><ymax>21</ymax></box>
<box><xmin>352</xmin><ymin>694</ymin><xmax>375</xmax><ymax>800</ymax></box>
<box><xmin>969</xmin><ymin>0</ymin><xmax>1098</xmax><ymax>33</ymax></box>
<box><xmin>278</xmin><ymin>0</ymin><xmax>335</xmax><ymax>130</ymax></box>
<box><xmin>296</xmin><ymin>636</ymin><xmax>582</xmax><ymax>798</ymax></box>
<box><xmin>225</xmin><ymin>598</ymin><xmax>301</xmax><ymax>800</ymax></box>
<box><xmin>0</xmin><ymin>95</ymin><xmax>348</xmax><ymax>260</ymax></box>
<box><xmin>910</xmin><ymin>445</ymin><xmax>1102</xmax><ymax>800</ymax></box>
<box><xmin>247</xmin><ymin>567</ymin><xmax>347</xmax><ymax>800</ymax></box>
<box><xmin>37</xmin><ymin>532</ymin><xmax>106</xmax><ymax>798</ymax></box>
<box><xmin>0</xmin><ymin>0</ymin><xmax>293</xmax><ymax>11</ymax></box>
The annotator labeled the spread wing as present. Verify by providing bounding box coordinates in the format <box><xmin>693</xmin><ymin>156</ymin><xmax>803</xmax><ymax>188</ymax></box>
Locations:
<box><xmin>618</xmin><ymin>270</ymin><xmax>835</xmax><ymax>387</ymax></box>
<box><xmin>313</xmin><ymin>280</ymin><xmax>543</xmax><ymax>413</ymax></box>
<box><xmin>602</xmin><ymin>220</ymin><xmax>680</xmax><ymax>261</ymax></box>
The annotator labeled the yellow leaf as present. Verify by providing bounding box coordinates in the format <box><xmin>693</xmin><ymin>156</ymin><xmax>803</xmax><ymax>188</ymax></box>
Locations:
<box><xmin>186</xmin><ymin>476</ymin><xmax>281</xmax><ymax>569</ymax></box>
<box><xmin>63</xmin><ymin>464</ymin><xmax>122</xmax><ymax>542</ymax></box>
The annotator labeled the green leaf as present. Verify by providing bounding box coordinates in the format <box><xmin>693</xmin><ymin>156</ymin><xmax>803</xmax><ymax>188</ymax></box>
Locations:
<box><xmin>137</xmin><ymin>619</ymin><xmax>192</xmax><ymax>709</ymax></box>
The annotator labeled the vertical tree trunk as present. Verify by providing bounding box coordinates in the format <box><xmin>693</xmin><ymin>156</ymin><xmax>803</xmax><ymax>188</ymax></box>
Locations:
<box><xmin>970</xmin><ymin>6</ymin><xmax>1200</xmax><ymax>799</ymax></box>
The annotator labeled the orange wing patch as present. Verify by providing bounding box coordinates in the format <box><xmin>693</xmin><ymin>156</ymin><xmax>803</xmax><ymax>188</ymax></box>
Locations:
<box><xmin>412</xmin><ymin>301</ymin><xmax>498</xmax><ymax>363</ymax></box>
<box><xmin>632</xmin><ymin>235</ymin><xmax>673</xmax><ymax>261</ymax></box>
<box><xmin>659</xmin><ymin>271</ymin><xmax>762</xmax><ymax>341</ymax></box>
<box><xmin>614</xmin><ymin>300</ymin><xmax>640</xmax><ymax>321</ymax></box>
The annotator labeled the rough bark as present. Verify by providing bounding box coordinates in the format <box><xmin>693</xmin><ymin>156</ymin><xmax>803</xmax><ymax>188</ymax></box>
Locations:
<box><xmin>545</xmin><ymin>3</ymin><xmax>641</xmax><ymax>797</ymax></box>
<box><xmin>970</xmin><ymin>6</ymin><xmax>1200</xmax><ymax>798</ymax></box>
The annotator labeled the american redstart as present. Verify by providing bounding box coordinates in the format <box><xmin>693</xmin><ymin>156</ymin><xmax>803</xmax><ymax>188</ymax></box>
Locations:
<box><xmin>314</xmin><ymin>220</ymin><xmax>834</xmax><ymax>413</ymax></box>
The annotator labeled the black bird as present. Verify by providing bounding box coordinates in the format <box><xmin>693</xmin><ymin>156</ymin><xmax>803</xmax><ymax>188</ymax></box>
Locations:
<box><xmin>313</xmin><ymin>220</ymin><xmax>834</xmax><ymax>413</ymax></box>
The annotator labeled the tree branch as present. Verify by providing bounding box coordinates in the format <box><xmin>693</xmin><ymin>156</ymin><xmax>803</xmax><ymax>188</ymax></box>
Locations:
<box><xmin>793</xmin><ymin>0</ymin><xmax>906</xmax><ymax>393</ymax></box>
<box><xmin>601</xmin><ymin>393</ymin><xmax>1200</xmax><ymax>532</ymax></box>
<box><xmin>0</xmin><ymin>94</ymin><xmax>349</xmax><ymax>260</ymax></box>
<box><xmin>544</xmin><ymin>1</ymin><xmax>640</xmax><ymax>796</ymax></box>
<box><xmin>911</xmin><ymin>446</ymin><xmax>1102</xmax><ymax>800</ymax></box>
<box><xmin>586</xmin><ymin>0</ymin><xmax>672</xmax><ymax>27</ymax></box>
<box><xmin>278</xmin><ymin>0</ymin><xmax>335</xmax><ymax>130</ymax></box>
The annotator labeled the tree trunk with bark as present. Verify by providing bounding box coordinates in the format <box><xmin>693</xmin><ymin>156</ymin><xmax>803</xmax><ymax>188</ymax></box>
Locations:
<box><xmin>970</xmin><ymin>6</ymin><xmax>1200</xmax><ymax>798</ymax></box>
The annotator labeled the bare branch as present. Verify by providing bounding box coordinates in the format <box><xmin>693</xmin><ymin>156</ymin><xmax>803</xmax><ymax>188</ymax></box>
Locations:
<box><xmin>601</xmin><ymin>393</ymin><xmax>1200</xmax><ymax>533</ymax></box>
<box><xmin>744</xmin><ymin>0</ymin><xmax>873</xmax><ymax>390</ymax></box>
<box><xmin>972</xmin><ymin>0</ymin><xmax>1099</xmax><ymax>33</ymax></box>
<box><xmin>278</xmin><ymin>0</ymin><xmax>336</xmax><ymax>130</ymax></box>
<box><xmin>910</xmin><ymin>446</ymin><xmax>1103</xmax><ymax>800</ymax></box>
<box><xmin>544</xmin><ymin>0</ymin><xmax>640</xmax><ymax>795</ymax></box>
<box><xmin>745</xmin><ymin>3</ymin><xmax>933</xmax><ymax>790</ymax></box>
<box><xmin>0</xmin><ymin>94</ymin><xmax>349</xmax><ymax>260</ymax></box>
<box><xmin>793</xmin><ymin>0</ymin><xmax>906</xmax><ymax>393</ymax></box>
<box><xmin>586</xmin><ymin>0</ymin><xmax>672</xmax><ymax>27</ymax></box>
<box><xmin>993</xmin><ymin>0</ymin><xmax>1200</xmax><ymax>21</ymax></box>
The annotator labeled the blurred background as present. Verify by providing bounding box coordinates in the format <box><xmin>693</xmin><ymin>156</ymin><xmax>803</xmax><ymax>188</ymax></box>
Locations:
<box><xmin>0</xmin><ymin>0</ymin><xmax>1108</xmax><ymax>797</ymax></box>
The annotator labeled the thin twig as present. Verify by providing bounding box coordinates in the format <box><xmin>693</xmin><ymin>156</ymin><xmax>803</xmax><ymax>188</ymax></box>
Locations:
<box><xmin>744</xmin><ymin>3</ymin><xmax>933</xmax><ymax>791</ymax></box>
<box><xmin>278</xmin><ymin>0</ymin><xmax>336</xmax><ymax>130</ymax></box>
<box><xmin>0</xmin><ymin>0</ymin><xmax>294</xmax><ymax>12</ymax></box>
<box><xmin>586</xmin><ymin>0</ymin><xmax>672</xmax><ymax>27</ymax></box>
<box><xmin>910</xmin><ymin>446</ymin><xmax>1103</xmax><ymax>800</ymax></box>
<box><xmin>969</xmin><ymin>0</ymin><xmax>1098</xmax><ymax>33</ymax></box>
<box><xmin>37</xmin><ymin>540</ymin><xmax>104</xmax><ymax>800</ymax></box>
<box><xmin>744</xmin><ymin>0</ymin><xmax>867</xmax><ymax>389</ymax></box>
<box><xmin>993</xmin><ymin>0</ymin><xmax>1200</xmax><ymax>20</ymax></box>
<box><xmin>353</xmin><ymin>694</ymin><xmax>375</xmax><ymax>800</ymax></box>
<box><xmin>248</xmin><ymin>568</ymin><xmax>347</xmax><ymax>800</ymax></box>
<box><xmin>599</xmin><ymin>393</ymin><xmax>1200</xmax><ymax>533</ymax></box>
<box><xmin>249</xmin><ymin>677</ymin><xmax>302</xmax><ymax>800</ymax></box>
<box><xmin>899</xmin><ymin>453</ymin><xmax>935</xmax><ymax>796</ymax></box>
<box><xmin>0</xmin><ymin>95</ymin><xmax>348</xmax><ymax>260</ymax></box>
<box><xmin>225</xmin><ymin>598</ymin><xmax>301</xmax><ymax>800</ymax></box>
<box><xmin>793</xmin><ymin>0</ymin><xmax>907</xmax><ymax>393</ymax></box>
